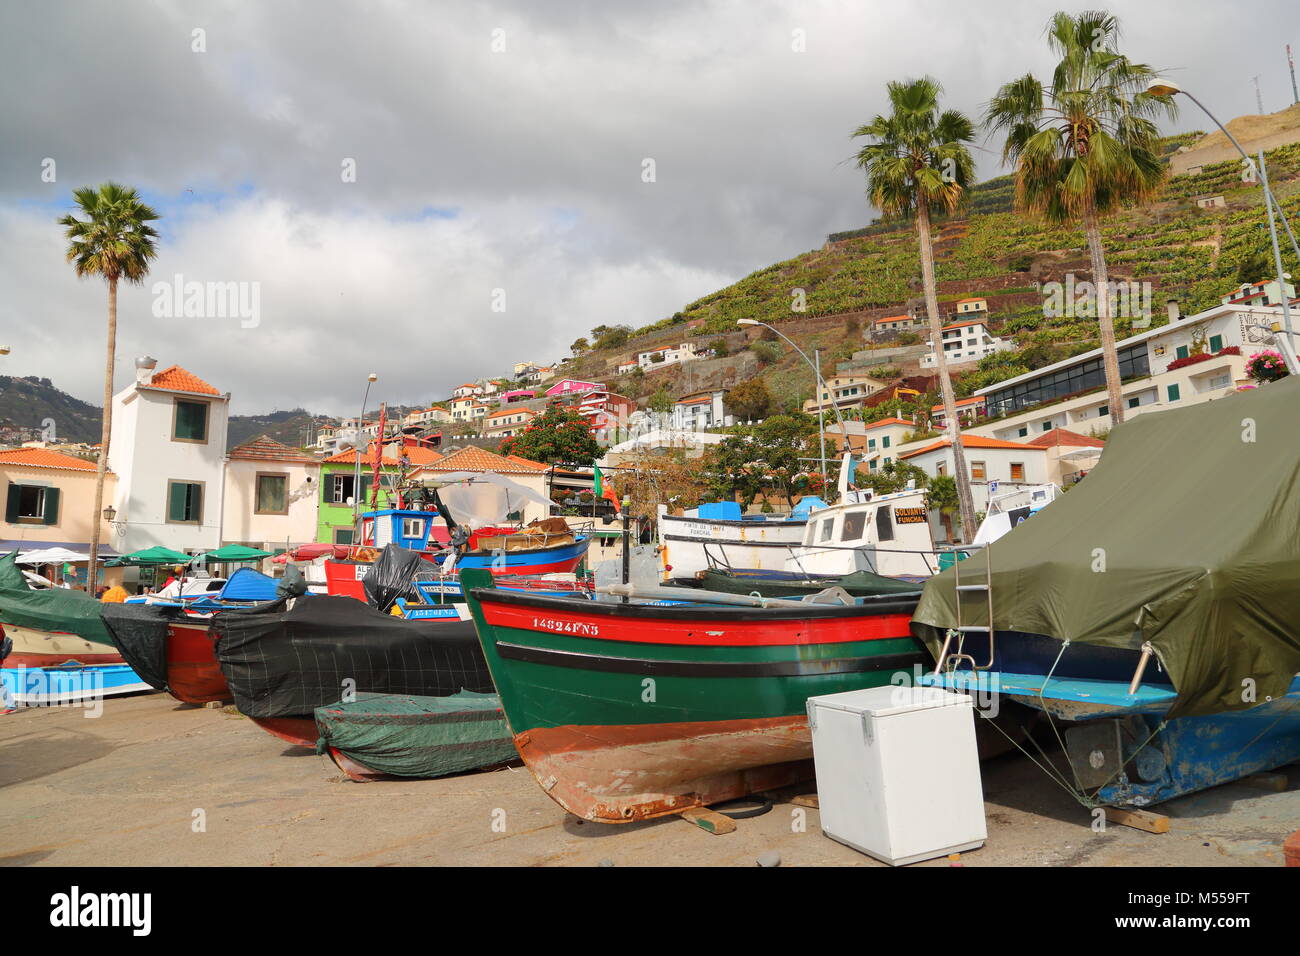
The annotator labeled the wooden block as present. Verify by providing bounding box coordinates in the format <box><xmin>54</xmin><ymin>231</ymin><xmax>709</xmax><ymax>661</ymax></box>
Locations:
<box><xmin>1104</xmin><ymin>807</ymin><xmax>1170</xmax><ymax>834</ymax></box>
<box><xmin>679</xmin><ymin>807</ymin><xmax>737</xmax><ymax>835</ymax></box>
<box><xmin>204</xmin><ymin>699</ymin><xmax>233</xmax><ymax>709</ymax></box>
<box><xmin>1244</xmin><ymin>772</ymin><xmax>1287</xmax><ymax>792</ymax></box>
<box><xmin>791</xmin><ymin>793</ymin><xmax>820</xmax><ymax>809</ymax></box>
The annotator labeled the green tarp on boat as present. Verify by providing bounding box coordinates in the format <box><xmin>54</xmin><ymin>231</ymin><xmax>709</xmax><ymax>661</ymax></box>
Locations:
<box><xmin>692</xmin><ymin>568</ymin><xmax>921</xmax><ymax>599</ymax></box>
<box><xmin>314</xmin><ymin>690</ymin><xmax>517</xmax><ymax>778</ymax></box>
<box><xmin>912</xmin><ymin>375</ymin><xmax>1300</xmax><ymax>718</ymax></box>
<box><xmin>0</xmin><ymin>552</ymin><xmax>115</xmax><ymax>648</ymax></box>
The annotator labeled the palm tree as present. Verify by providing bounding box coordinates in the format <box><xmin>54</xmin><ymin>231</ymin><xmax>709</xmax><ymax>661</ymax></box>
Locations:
<box><xmin>926</xmin><ymin>474</ymin><xmax>961</xmax><ymax>543</ymax></box>
<box><xmin>60</xmin><ymin>183</ymin><xmax>160</xmax><ymax>586</ymax></box>
<box><xmin>854</xmin><ymin>77</ymin><xmax>979</xmax><ymax>541</ymax></box>
<box><xmin>985</xmin><ymin>10</ymin><xmax>1176</xmax><ymax>426</ymax></box>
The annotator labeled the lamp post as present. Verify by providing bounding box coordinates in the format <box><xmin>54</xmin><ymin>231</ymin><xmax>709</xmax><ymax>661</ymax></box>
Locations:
<box><xmin>737</xmin><ymin>319</ymin><xmax>848</xmax><ymax>492</ymax></box>
<box><xmin>1148</xmin><ymin>81</ymin><xmax>1300</xmax><ymax>370</ymax></box>
<box><xmin>353</xmin><ymin>373</ymin><xmax>378</xmax><ymax>531</ymax></box>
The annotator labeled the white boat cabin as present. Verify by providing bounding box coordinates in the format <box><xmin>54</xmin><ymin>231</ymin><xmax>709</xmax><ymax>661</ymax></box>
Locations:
<box><xmin>784</xmin><ymin>486</ymin><xmax>935</xmax><ymax>579</ymax></box>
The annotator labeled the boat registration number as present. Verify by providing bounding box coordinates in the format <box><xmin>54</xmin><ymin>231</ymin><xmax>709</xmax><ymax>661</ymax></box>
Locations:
<box><xmin>532</xmin><ymin>617</ymin><xmax>600</xmax><ymax>636</ymax></box>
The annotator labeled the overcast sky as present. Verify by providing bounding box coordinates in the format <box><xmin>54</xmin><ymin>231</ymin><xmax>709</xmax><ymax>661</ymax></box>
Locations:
<box><xmin>2</xmin><ymin>0</ymin><xmax>1297</xmax><ymax>416</ymax></box>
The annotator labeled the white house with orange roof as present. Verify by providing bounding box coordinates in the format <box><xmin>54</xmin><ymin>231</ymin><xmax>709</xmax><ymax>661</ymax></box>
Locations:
<box><xmin>482</xmin><ymin>407</ymin><xmax>536</xmax><ymax>439</ymax></box>
<box><xmin>872</xmin><ymin>314</ymin><xmax>917</xmax><ymax>334</ymax></box>
<box><xmin>451</xmin><ymin>383</ymin><xmax>482</xmax><ymax>399</ymax></box>
<box><xmin>920</xmin><ymin>318</ymin><xmax>1012</xmax><ymax>368</ymax></box>
<box><xmin>409</xmin><ymin>447</ymin><xmax>552</xmax><ymax>524</ymax></box>
<box><xmin>1</xmin><ymin>447</ymin><xmax>123</xmax><ymax>581</ymax></box>
<box><xmin>107</xmin><ymin>357</ymin><xmax>230</xmax><ymax>556</ymax></box>
<box><xmin>930</xmin><ymin>395</ymin><xmax>986</xmax><ymax>428</ymax></box>
<box><xmin>1023</xmin><ymin>428</ymin><xmax>1105</xmax><ymax>487</ymax></box>
<box><xmin>952</xmin><ymin>297</ymin><xmax>988</xmax><ymax>317</ymax></box>
<box><xmin>222</xmin><ymin>435</ymin><xmax>322</xmax><ymax>554</ymax></box>
<box><xmin>899</xmin><ymin>434</ymin><xmax>1048</xmax><ymax>520</ymax></box>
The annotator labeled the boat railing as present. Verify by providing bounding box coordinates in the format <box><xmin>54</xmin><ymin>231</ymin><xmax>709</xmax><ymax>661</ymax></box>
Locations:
<box><xmin>699</xmin><ymin>539</ymin><xmax>981</xmax><ymax>578</ymax></box>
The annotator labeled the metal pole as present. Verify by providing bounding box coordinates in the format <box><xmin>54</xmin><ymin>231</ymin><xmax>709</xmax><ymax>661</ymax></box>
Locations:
<box><xmin>1289</xmin><ymin>45</ymin><xmax>1298</xmax><ymax>106</ymax></box>
<box><xmin>815</xmin><ymin>348</ymin><xmax>827</xmax><ymax>482</ymax></box>
<box><xmin>620</xmin><ymin>498</ymin><xmax>630</xmax><ymax>603</ymax></box>
<box><xmin>353</xmin><ymin>379</ymin><xmax>373</xmax><ymax>533</ymax></box>
<box><xmin>1259</xmin><ymin>152</ymin><xmax>1298</xmax><ymax>374</ymax></box>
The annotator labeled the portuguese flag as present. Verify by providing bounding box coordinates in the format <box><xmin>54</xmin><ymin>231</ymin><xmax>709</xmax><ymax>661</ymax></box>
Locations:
<box><xmin>593</xmin><ymin>463</ymin><xmax>620</xmax><ymax>513</ymax></box>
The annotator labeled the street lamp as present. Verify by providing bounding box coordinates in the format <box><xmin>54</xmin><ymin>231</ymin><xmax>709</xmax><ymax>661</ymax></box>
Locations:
<box><xmin>353</xmin><ymin>372</ymin><xmax>378</xmax><ymax>531</ymax></box>
<box><xmin>737</xmin><ymin>319</ymin><xmax>848</xmax><ymax>489</ymax></box>
<box><xmin>1148</xmin><ymin>81</ymin><xmax>1299</xmax><ymax>369</ymax></box>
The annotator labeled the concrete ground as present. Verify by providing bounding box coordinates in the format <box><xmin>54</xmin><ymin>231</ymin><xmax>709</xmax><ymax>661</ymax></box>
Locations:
<box><xmin>0</xmin><ymin>691</ymin><xmax>1295</xmax><ymax>867</ymax></box>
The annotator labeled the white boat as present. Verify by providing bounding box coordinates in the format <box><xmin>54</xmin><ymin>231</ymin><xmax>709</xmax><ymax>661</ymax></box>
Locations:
<box><xmin>656</xmin><ymin>498</ymin><xmax>827</xmax><ymax>579</ymax></box>
<box><xmin>971</xmin><ymin>483</ymin><xmax>1059</xmax><ymax>547</ymax></box>
<box><xmin>782</xmin><ymin>485</ymin><xmax>937</xmax><ymax>579</ymax></box>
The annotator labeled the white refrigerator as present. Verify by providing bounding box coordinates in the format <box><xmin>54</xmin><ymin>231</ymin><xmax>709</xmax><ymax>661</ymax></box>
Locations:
<box><xmin>807</xmin><ymin>684</ymin><xmax>987</xmax><ymax>866</ymax></box>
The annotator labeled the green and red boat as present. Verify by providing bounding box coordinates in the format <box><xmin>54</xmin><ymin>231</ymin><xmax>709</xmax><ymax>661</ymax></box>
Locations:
<box><xmin>458</xmin><ymin>568</ymin><xmax>924</xmax><ymax>823</ymax></box>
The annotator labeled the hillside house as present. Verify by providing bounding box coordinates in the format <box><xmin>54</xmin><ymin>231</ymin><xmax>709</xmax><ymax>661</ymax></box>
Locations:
<box><xmin>636</xmin><ymin>342</ymin><xmax>699</xmax><ymax>370</ymax></box>
<box><xmin>222</xmin><ymin>436</ymin><xmax>321</xmax><ymax>556</ymax></box>
<box><xmin>920</xmin><ymin>319</ymin><xmax>1013</xmax><ymax>368</ymax></box>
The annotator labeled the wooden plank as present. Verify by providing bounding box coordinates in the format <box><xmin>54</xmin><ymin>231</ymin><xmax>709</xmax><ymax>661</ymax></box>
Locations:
<box><xmin>791</xmin><ymin>793</ymin><xmax>820</xmax><ymax>809</ymax></box>
<box><xmin>1104</xmin><ymin>807</ymin><xmax>1170</xmax><ymax>834</ymax></box>
<box><xmin>679</xmin><ymin>807</ymin><xmax>737</xmax><ymax>835</ymax></box>
<box><xmin>1244</xmin><ymin>772</ymin><xmax>1288</xmax><ymax>792</ymax></box>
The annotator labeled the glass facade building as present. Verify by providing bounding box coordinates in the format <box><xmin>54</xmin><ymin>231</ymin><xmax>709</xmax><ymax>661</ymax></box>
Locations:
<box><xmin>983</xmin><ymin>343</ymin><xmax>1150</xmax><ymax>417</ymax></box>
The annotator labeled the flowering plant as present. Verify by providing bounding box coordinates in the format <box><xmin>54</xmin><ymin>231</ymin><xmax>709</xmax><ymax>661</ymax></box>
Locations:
<box><xmin>1246</xmin><ymin>350</ymin><xmax>1290</xmax><ymax>383</ymax></box>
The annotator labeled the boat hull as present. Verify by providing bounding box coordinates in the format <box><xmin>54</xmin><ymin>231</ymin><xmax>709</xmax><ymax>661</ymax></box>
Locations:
<box><xmin>0</xmin><ymin>621</ymin><xmax>122</xmax><ymax>668</ymax></box>
<box><xmin>459</xmin><ymin>569</ymin><xmax>924</xmax><ymax>823</ymax></box>
<box><xmin>166</xmin><ymin>619</ymin><xmax>230</xmax><ymax>704</ymax></box>
<box><xmin>658</xmin><ymin>513</ymin><xmax>808</xmax><ymax>579</ymax></box>
<box><xmin>249</xmin><ymin>716</ymin><xmax>318</xmax><ymax>748</ymax></box>
<box><xmin>453</xmin><ymin>536</ymin><xmax>591</xmax><ymax>576</ymax></box>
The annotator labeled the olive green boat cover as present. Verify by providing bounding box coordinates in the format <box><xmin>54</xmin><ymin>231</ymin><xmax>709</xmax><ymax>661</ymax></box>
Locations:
<box><xmin>698</xmin><ymin>568</ymin><xmax>920</xmax><ymax>598</ymax></box>
<box><xmin>0</xmin><ymin>553</ymin><xmax>116</xmax><ymax>648</ymax></box>
<box><xmin>912</xmin><ymin>375</ymin><xmax>1300</xmax><ymax>718</ymax></box>
<box><xmin>314</xmin><ymin>690</ymin><xmax>517</xmax><ymax>778</ymax></box>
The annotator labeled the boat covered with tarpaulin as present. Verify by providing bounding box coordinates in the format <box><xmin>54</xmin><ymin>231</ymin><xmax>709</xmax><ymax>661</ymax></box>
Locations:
<box><xmin>675</xmin><ymin>567</ymin><xmax>921</xmax><ymax>600</ymax></box>
<box><xmin>914</xmin><ymin>375</ymin><xmax>1300</xmax><ymax>805</ymax></box>
<box><xmin>0</xmin><ymin>552</ymin><xmax>120</xmax><ymax>667</ymax></box>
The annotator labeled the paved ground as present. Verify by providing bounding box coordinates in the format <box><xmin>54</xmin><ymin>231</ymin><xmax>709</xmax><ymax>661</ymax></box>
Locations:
<box><xmin>1</xmin><ymin>691</ymin><xmax>1295</xmax><ymax>867</ymax></box>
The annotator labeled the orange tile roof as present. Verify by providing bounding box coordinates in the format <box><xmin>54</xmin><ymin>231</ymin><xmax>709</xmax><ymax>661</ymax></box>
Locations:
<box><xmin>414</xmin><ymin>446</ymin><xmax>549</xmax><ymax>475</ymax></box>
<box><xmin>485</xmin><ymin>408</ymin><xmax>534</xmax><ymax>420</ymax></box>
<box><xmin>228</xmin><ymin>435</ymin><xmax>321</xmax><ymax>464</ymax></box>
<box><xmin>940</xmin><ymin>319</ymin><xmax>988</xmax><ymax>332</ymax></box>
<box><xmin>322</xmin><ymin>442</ymin><xmax>444</xmax><ymax>465</ymax></box>
<box><xmin>956</xmin><ymin>297</ymin><xmax>986</xmax><ymax>304</ymax></box>
<box><xmin>143</xmin><ymin>365</ymin><xmax>221</xmax><ymax>396</ymax></box>
<box><xmin>931</xmin><ymin>396</ymin><xmax>985</xmax><ymax>411</ymax></box>
<box><xmin>901</xmin><ymin>435</ymin><xmax>1041</xmax><ymax>460</ymax></box>
<box><xmin>865</xmin><ymin>417</ymin><xmax>913</xmax><ymax>429</ymax></box>
<box><xmin>1025</xmin><ymin>428</ymin><xmax>1106</xmax><ymax>449</ymax></box>
<box><xmin>0</xmin><ymin>447</ymin><xmax>101</xmax><ymax>472</ymax></box>
<box><xmin>873</xmin><ymin>314</ymin><xmax>910</xmax><ymax>324</ymax></box>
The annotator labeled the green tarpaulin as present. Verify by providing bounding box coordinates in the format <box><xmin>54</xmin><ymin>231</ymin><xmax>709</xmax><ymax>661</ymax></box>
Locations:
<box><xmin>196</xmin><ymin>545</ymin><xmax>273</xmax><ymax>562</ymax></box>
<box><xmin>314</xmin><ymin>690</ymin><xmax>516</xmax><ymax>778</ymax></box>
<box><xmin>912</xmin><ymin>376</ymin><xmax>1300</xmax><ymax>718</ymax></box>
<box><xmin>106</xmin><ymin>546</ymin><xmax>191</xmax><ymax>567</ymax></box>
<box><xmin>0</xmin><ymin>552</ymin><xmax>116</xmax><ymax>648</ymax></box>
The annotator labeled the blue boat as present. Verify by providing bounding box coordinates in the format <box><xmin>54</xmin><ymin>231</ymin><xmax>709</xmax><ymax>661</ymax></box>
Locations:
<box><xmin>1</xmin><ymin>662</ymin><xmax>152</xmax><ymax>707</ymax></box>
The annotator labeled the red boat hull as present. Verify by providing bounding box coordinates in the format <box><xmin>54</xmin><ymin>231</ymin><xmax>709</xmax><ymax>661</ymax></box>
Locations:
<box><xmin>166</xmin><ymin>619</ymin><xmax>230</xmax><ymax>704</ymax></box>
<box><xmin>250</xmin><ymin>716</ymin><xmax>319</xmax><ymax>748</ymax></box>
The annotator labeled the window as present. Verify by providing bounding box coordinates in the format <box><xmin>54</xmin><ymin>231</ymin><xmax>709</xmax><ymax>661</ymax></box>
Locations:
<box><xmin>882</xmin><ymin>436</ymin><xmax>891</xmax><ymax>449</ymax></box>
<box><xmin>983</xmin><ymin>342</ymin><xmax>1150</xmax><ymax>417</ymax></box>
<box><xmin>936</xmin><ymin>461</ymin><xmax>947</xmax><ymax>476</ymax></box>
<box><xmin>1042</xmin><ymin>421</ymin><xmax>1053</xmax><ymax>432</ymax></box>
<box><xmin>819</xmin><ymin>517</ymin><xmax>835</xmax><ymax>542</ymax></box>
<box><xmin>402</xmin><ymin>517</ymin><xmax>426</xmax><ymax>539</ymax></box>
<box><xmin>971</xmin><ymin>461</ymin><xmax>986</xmax><ymax>480</ymax></box>
<box><xmin>1097</xmin><ymin>404</ymin><xmax>1108</xmax><ymax>417</ymax></box>
<box><xmin>1208</xmin><ymin>373</ymin><xmax>1231</xmax><ymax>390</ymax></box>
<box><xmin>1010</xmin><ymin>462</ymin><xmax>1025</xmax><ymax>481</ymax></box>
<box><xmin>333</xmin><ymin>527</ymin><xmax>354</xmax><ymax>545</ymax></box>
<box><xmin>1128</xmin><ymin>397</ymin><xmax>1140</xmax><ymax>408</ymax></box>
<box><xmin>167</xmin><ymin>481</ymin><xmax>203</xmax><ymax>524</ymax></box>
<box><xmin>254</xmin><ymin>473</ymin><xmax>288</xmax><ymax>514</ymax></box>
<box><xmin>1017</xmin><ymin>426</ymin><xmax>1028</xmax><ymax>438</ymax></box>
<box><xmin>5</xmin><ymin>483</ymin><xmax>60</xmax><ymax>525</ymax></box>
<box><xmin>1209</xmin><ymin>334</ymin><xmax>1223</xmax><ymax>352</ymax></box>
<box><xmin>875</xmin><ymin>505</ymin><xmax>894</xmax><ymax>542</ymax></box>
<box><xmin>328</xmin><ymin>474</ymin><xmax>356</xmax><ymax>505</ymax></box>
<box><xmin>1175</xmin><ymin>345</ymin><xmax>1189</xmax><ymax>360</ymax></box>
<box><xmin>173</xmin><ymin>399</ymin><xmax>210</xmax><ymax>443</ymax></box>
<box><xmin>1167</xmin><ymin>383</ymin><xmax>1181</xmax><ymax>402</ymax></box>
<box><xmin>841</xmin><ymin>511</ymin><xmax>867</xmax><ymax>542</ymax></box>
<box><xmin>883</xmin><ymin>457</ymin><xmax>892</xmax><ymax>466</ymax></box>
<box><xmin>868</xmin><ymin>438</ymin><xmax>877</xmax><ymax>451</ymax></box>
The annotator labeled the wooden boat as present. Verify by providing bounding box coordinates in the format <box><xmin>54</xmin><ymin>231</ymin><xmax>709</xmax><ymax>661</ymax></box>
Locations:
<box><xmin>458</xmin><ymin>567</ymin><xmax>924</xmax><ymax>823</ymax></box>
<box><xmin>314</xmin><ymin>690</ymin><xmax>517</xmax><ymax>781</ymax></box>
<box><xmin>162</xmin><ymin>615</ymin><xmax>229</xmax><ymax>703</ymax></box>
<box><xmin>656</xmin><ymin>499</ymin><xmax>826</xmax><ymax>579</ymax></box>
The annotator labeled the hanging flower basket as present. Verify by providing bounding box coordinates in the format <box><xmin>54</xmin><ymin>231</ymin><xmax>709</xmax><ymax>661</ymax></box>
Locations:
<box><xmin>1246</xmin><ymin>350</ymin><xmax>1289</xmax><ymax>383</ymax></box>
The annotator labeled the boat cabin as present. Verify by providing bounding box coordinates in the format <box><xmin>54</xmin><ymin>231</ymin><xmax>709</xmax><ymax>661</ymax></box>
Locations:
<box><xmin>357</xmin><ymin>508</ymin><xmax>449</xmax><ymax>551</ymax></box>
<box><xmin>785</xmin><ymin>488</ymin><xmax>935</xmax><ymax>579</ymax></box>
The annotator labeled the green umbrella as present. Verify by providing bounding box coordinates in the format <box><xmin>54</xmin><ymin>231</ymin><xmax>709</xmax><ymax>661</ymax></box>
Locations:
<box><xmin>194</xmin><ymin>544</ymin><xmax>274</xmax><ymax>563</ymax></box>
<box><xmin>105</xmin><ymin>545</ymin><xmax>193</xmax><ymax>567</ymax></box>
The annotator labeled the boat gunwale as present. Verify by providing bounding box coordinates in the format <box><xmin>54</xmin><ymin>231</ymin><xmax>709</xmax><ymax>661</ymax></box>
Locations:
<box><xmin>468</xmin><ymin>586</ymin><xmax>919</xmax><ymax>620</ymax></box>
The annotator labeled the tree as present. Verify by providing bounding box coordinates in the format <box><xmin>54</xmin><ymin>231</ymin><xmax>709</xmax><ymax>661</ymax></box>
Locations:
<box><xmin>985</xmin><ymin>10</ymin><xmax>1176</xmax><ymax>427</ymax></box>
<box><xmin>725</xmin><ymin>377</ymin><xmax>772</xmax><ymax>422</ymax></box>
<box><xmin>570</xmin><ymin>337</ymin><xmax>590</xmax><ymax>355</ymax></box>
<box><xmin>867</xmin><ymin>460</ymin><xmax>930</xmax><ymax>495</ymax></box>
<box><xmin>592</xmin><ymin>325</ymin><xmax>632</xmax><ymax>350</ymax></box>
<box><xmin>704</xmin><ymin>413</ymin><xmax>820</xmax><ymax>509</ymax></box>
<box><xmin>707</xmin><ymin>337</ymin><xmax>729</xmax><ymax>357</ymax></box>
<box><xmin>59</xmin><ymin>183</ymin><xmax>160</xmax><ymax>586</ymax></box>
<box><xmin>648</xmin><ymin>388</ymin><xmax>674</xmax><ymax>414</ymax></box>
<box><xmin>610</xmin><ymin>449</ymin><xmax>710</xmax><ymax>519</ymax></box>
<box><xmin>926</xmin><ymin>473</ymin><xmax>961</xmax><ymax>542</ymax></box>
<box><xmin>854</xmin><ymin>77</ymin><xmax>979</xmax><ymax>540</ymax></box>
<box><xmin>498</xmin><ymin>405</ymin><xmax>600</xmax><ymax>464</ymax></box>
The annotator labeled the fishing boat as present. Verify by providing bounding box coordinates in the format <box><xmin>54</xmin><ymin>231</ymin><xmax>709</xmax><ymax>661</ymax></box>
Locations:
<box><xmin>656</xmin><ymin>497</ymin><xmax>827</xmax><ymax>579</ymax></box>
<box><xmin>0</xmin><ymin>553</ymin><xmax>122</xmax><ymax>668</ymax></box>
<box><xmin>213</xmin><ymin>594</ymin><xmax>494</xmax><ymax>747</ymax></box>
<box><xmin>914</xmin><ymin>377</ymin><xmax>1300</xmax><ymax>807</ymax></box>
<box><xmin>100</xmin><ymin>568</ymin><xmax>288</xmax><ymax>705</ymax></box>
<box><xmin>314</xmin><ymin>690</ymin><xmax>517</xmax><ymax>781</ymax></box>
<box><xmin>458</xmin><ymin>567</ymin><xmax>924</xmax><ymax>823</ymax></box>
<box><xmin>970</xmin><ymin>483</ymin><xmax>1059</xmax><ymax>547</ymax></box>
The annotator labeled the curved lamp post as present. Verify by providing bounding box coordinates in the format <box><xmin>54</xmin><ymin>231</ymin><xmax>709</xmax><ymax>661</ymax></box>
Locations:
<box><xmin>737</xmin><ymin>319</ymin><xmax>849</xmax><ymax>489</ymax></box>
<box><xmin>1149</xmin><ymin>81</ymin><xmax>1299</xmax><ymax>369</ymax></box>
<box><xmin>353</xmin><ymin>372</ymin><xmax>378</xmax><ymax>530</ymax></box>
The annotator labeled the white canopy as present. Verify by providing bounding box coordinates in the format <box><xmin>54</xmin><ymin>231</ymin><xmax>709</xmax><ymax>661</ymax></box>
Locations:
<box><xmin>15</xmin><ymin>547</ymin><xmax>88</xmax><ymax>565</ymax></box>
<box><xmin>432</xmin><ymin>471</ymin><xmax>554</xmax><ymax>526</ymax></box>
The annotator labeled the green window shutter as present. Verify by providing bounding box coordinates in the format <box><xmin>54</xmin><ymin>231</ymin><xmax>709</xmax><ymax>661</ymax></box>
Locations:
<box><xmin>1209</xmin><ymin>335</ymin><xmax>1223</xmax><ymax>352</ymax></box>
<box><xmin>1175</xmin><ymin>345</ymin><xmax>1189</xmax><ymax>360</ymax></box>
<box><xmin>882</xmin><ymin>436</ymin><xmax>891</xmax><ymax>448</ymax></box>
<box><xmin>190</xmin><ymin>484</ymin><xmax>203</xmax><ymax>522</ymax></box>
<box><xmin>1167</xmin><ymin>383</ymin><xmax>1181</xmax><ymax>402</ymax></box>
<box><xmin>174</xmin><ymin>401</ymin><xmax>208</xmax><ymax>441</ymax></box>
<box><xmin>5</xmin><ymin>484</ymin><xmax>19</xmax><ymax>523</ymax></box>
<box><xmin>323</xmin><ymin>472</ymin><xmax>333</xmax><ymax>504</ymax></box>
<box><xmin>168</xmin><ymin>482</ymin><xmax>187</xmax><ymax>521</ymax></box>
<box><xmin>43</xmin><ymin>487</ymin><xmax>60</xmax><ymax>525</ymax></box>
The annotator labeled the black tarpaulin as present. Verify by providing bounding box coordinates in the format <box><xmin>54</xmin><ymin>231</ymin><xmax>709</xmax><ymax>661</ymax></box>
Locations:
<box><xmin>99</xmin><ymin>602</ymin><xmax>184</xmax><ymax>691</ymax></box>
<box><xmin>361</xmin><ymin>544</ymin><xmax>426</xmax><ymax>611</ymax></box>
<box><xmin>211</xmin><ymin>595</ymin><xmax>494</xmax><ymax>719</ymax></box>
